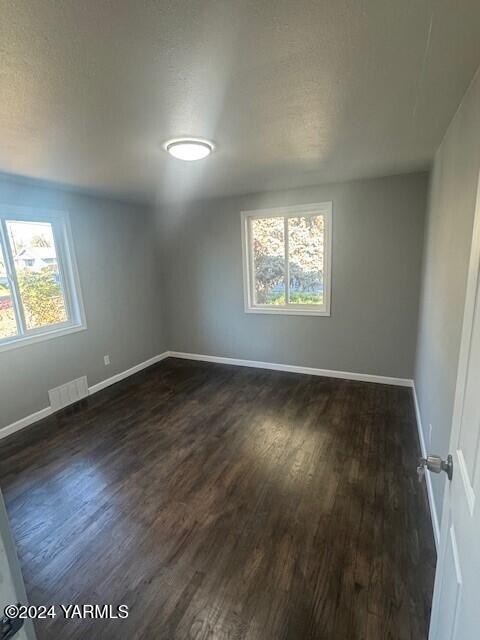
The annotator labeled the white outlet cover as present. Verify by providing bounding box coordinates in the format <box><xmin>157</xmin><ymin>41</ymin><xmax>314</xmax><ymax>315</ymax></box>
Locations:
<box><xmin>104</xmin><ymin>355</ymin><xmax>110</xmax><ymax>365</ymax></box>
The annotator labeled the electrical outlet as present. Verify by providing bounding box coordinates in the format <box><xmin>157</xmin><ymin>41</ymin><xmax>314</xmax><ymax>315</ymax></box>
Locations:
<box><xmin>428</xmin><ymin>423</ymin><xmax>433</xmax><ymax>445</ymax></box>
<box><xmin>104</xmin><ymin>355</ymin><xmax>110</xmax><ymax>366</ymax></box>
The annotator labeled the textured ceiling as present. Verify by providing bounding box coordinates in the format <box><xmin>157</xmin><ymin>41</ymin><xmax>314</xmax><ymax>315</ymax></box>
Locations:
<box><xmin>1</xmin><ymin>0</ymin><xmax>480</xmax><ymax>204</ymax></box>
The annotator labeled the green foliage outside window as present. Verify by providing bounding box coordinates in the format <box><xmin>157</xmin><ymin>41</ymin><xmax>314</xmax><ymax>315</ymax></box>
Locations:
<box><xmin>17</xmin><ymin>268</ymin><xmax>67</xmax><ymax>329</ymax></box>
<box><xmin>252</xmin><ymin>215</ymin><xmax>324</xmax><ymax>305</ymax></box>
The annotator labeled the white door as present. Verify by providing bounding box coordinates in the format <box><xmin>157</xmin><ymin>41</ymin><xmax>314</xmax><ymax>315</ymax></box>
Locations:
<box><xmin>0</xmin><ymin>490</ymin><xmax>35</xmax><ymax>640</ymax></box>
<box><xmin>428</xmin><ymin>175</ymin><xmax>480</xmax><ymax>640</ymax></box>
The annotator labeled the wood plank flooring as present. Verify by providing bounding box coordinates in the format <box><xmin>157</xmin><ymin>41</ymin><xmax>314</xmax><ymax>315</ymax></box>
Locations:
<box><xmin>0</xmin><ymin>358</ymin><xmax>436</xmax><ymax>639</ymax></box>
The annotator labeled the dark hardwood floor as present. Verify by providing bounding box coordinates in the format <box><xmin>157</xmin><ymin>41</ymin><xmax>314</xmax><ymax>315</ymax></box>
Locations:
<box><xmin>0</xmin><ymin>358</ymin><xmax>436</xmax><ymax>639</ymax></box>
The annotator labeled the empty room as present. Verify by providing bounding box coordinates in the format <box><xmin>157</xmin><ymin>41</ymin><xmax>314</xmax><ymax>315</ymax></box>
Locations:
<box><xmin>1</xmin><ymin>2</ymin><xmax>480</xmax><ymax>639</ymax></box>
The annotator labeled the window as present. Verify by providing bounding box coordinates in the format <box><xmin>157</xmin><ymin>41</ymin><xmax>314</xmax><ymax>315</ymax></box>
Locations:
<box><xmin>241</xmin><ymin>203</ymin><xmax>332</xmax><ymax>316</ymax></box>
<box><xmin>0</xmin><ymin>207</ymin><xmax>86</xmax><ymax>351</ymax></box>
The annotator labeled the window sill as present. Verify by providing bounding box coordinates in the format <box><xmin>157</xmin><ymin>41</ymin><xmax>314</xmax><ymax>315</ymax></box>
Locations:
<box><xmin>0</xmin><ymin>322</ymin><xmax>87</xmax><ymax>354</ymax></box>
<box><xmin>245</xmin><ymin>306</ymin><xmax>330</xmax><ymax>317</ymax></box>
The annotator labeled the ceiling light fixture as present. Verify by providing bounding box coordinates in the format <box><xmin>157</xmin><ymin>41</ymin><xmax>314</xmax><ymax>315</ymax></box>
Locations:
<box><xmin>164</xmin><ymin>138</ymin><xmax>214</xmax><ymax>161</ymax></box>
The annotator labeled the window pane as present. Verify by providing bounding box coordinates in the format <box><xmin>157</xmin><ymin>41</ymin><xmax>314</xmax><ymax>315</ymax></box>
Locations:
<box><xmin>0</xmin><ymin>244</ymin><xmax>18</xmax><ymax>339</ymax></box>
<box><xmin>251</xmin><ymin>217</ymin><xmax>286</xmax><ymax>305</ymax></box>
<box><xmin>288</xmin><ymin>215</ymin><xmax>324</xmax><ymax>305</ymax></box>
<box><xmin>7</xmin><ymin>220</ymin><xmax>69</xmax><ymax>330</ymax></box>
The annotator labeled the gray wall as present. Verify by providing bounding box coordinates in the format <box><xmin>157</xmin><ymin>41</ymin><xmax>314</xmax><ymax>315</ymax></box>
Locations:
<box><xmin>0</xmin><ymin>175</ymin><xmax>167</xmax><ymax>430</ymax></box>
<box><xmin>415</xmin><ymin>68</ymin><xmax>480</xmax><ymax>521</ymax></box>
<box><xmin>159</xmin><ymin>172</ymin><xmax>428</xmax><ymax>379</ymax></box>
<box><xmin>0</xmin><ymin>170</ymin><xmax>430</xmax><ymax>430</ymax></box>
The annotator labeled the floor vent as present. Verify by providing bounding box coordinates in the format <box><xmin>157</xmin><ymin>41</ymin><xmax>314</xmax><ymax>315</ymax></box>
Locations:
<box><xmin>48</xmin><ymin>376</ymin><xmax>89</xmax><ymax>411</ymax></box>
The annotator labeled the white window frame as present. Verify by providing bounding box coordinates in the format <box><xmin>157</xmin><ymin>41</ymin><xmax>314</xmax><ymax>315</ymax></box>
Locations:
<box><xmin>0</xmin><ymin>205</ymin><xmax>86</xmax><ymax>353</ymax></box>
<box><xmin>241</xmin><ymin>202</ymin><xmax>332</xmax><ymax>316</ymax></box>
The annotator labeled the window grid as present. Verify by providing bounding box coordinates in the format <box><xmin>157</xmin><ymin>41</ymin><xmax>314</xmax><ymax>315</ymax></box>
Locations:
<box><xmin>0</xmin><ymin>208</ymin><xmax>86</xmax><ymax>351</ymax></box>
<box><xmin>242</xmin><ymin>203</ymin><xmax>332</xmax><ymax>317</ymax></box>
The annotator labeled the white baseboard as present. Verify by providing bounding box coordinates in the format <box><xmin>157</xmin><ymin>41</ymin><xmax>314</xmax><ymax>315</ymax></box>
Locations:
<box><xmin>167</xmin><ymin>351</ymin><xmax>414</xmax><ymax>387</ymax></box>
<box><xmin>0</xmin><ymin>406</ymin><xmax>54</xmax><ymax>441</ymax></box>
<box><xmin>0</xmin><ymin>349</ymin><xmax>412</xmax><ymax>443</ymax></box>
<box><xmin>0</xmin><ymin>351</ymin><xmax>170</xmax><ymax>441</ymax></box>
<box><xmin>412</xmin><ymin>384</ymin><xmax>440</xmax><ymax>550</ymax></box>
<box><xmin>88</xmin><ymin>352</ymin><xmax>169</xmax><ymax>395</ymax></box>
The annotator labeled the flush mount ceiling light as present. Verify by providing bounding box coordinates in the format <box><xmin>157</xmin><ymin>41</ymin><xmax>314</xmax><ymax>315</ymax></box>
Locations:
<box><xmin>164</xmin><ymin>138</ymin><xmax>214</xmax><ymax>161</ymax></box>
